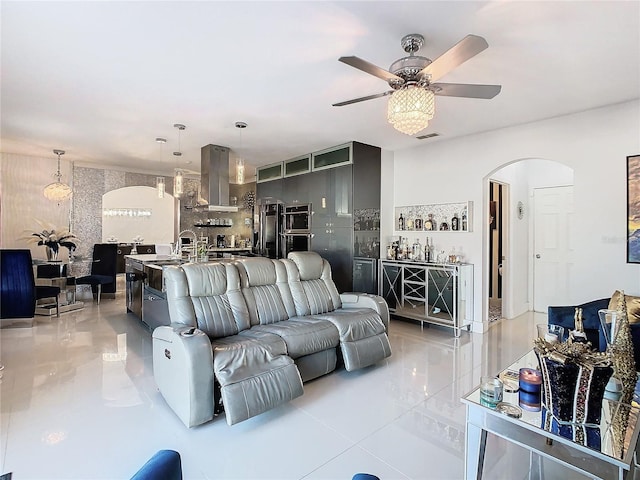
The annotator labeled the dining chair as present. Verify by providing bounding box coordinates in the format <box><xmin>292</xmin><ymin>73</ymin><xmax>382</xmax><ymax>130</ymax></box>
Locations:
<box><xmin>0</xmin><ymin>249</ymin><xmax>60</xmax><ymax>326</ymax></box>
<box><xmin>76</xmin><ymin>243</ymin><xmax>118</xmax><ymax>304</ymax></box>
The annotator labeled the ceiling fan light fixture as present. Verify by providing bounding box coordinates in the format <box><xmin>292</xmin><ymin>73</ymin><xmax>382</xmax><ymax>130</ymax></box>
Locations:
<box><xmin>387</xmin><ymin>86</ymin><xmax>435</xmax><ymax>136</ymax></box>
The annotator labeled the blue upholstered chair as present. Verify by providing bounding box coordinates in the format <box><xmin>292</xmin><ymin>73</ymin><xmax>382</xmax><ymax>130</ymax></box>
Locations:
<box><xmin>547</xmin><ymin>298</ymin><xmax>610</xmax><ymax>347</ymax></box>
<box><xmin>76</xmin><ymin>243</ymin><xmax>118</xmax><ymax>304</ymax></box>
<box><xmin>0</xmin><ymin>249</ymin><xmax>61</xmax><ymax>324</ymax></box>
<box><xmin>548</xmin><ymin>297</ymin><xmax>640</xmax><ymax>369</ymax></box>
<box><xmin>130</xmin><ymin>450</ymin><xmax>182</xmax><ymax>480</ymax></box>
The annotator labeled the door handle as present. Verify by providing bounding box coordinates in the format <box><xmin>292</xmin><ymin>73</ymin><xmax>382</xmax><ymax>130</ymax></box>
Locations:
<box><xmin>535</xmin><ymin>254</ymin><xmax>541</xmax><ymax>259</ymax></box>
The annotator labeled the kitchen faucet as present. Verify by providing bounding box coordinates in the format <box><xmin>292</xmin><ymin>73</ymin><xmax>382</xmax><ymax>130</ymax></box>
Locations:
<box><xmin>174</xmin><ymin>229</ymin><xmax>198</xmax><ymax>257</ymax></box>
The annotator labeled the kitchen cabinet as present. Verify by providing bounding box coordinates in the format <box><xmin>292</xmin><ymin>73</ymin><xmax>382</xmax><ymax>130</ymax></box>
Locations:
<box><xmin>379</xmin><ymin>259</ymin><xmax>473</xmax><ymax>337</ymax></box>
<box><xmin>256</xmin><ymin>161</ymin><xmax>283</xmax><ymax>183</ymax></box>
<box><xmin>256</xmin><ymin>141</ymin><xmax>381</xmax><ymax>292</ymax></box>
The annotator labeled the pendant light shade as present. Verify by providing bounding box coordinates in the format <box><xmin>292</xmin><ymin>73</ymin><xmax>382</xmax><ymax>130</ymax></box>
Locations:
<box><xmin>173</xmin><ymin>124</ymin><xmax>185</xmax><ymax>198</ymax></box>
<box><xmin>236</xmin><ymin>158</ymin><xmax>245</xmax><ymax>185</ymax></box>
<box><xmin>43</xmin><ymin>149</ymin><xmax>73</xmax><ymax>201</ymax></box>
<box><xmin>235</xmin><ymin>121</ymin><xmax>247</xmax><ymax>185</ymax></box>
<box><xmin>156</xmin><ymin>177</ymin><xmax>165</xmax><ymax>198</ymax></box>
<box><xmin>173</xmin><ymin>169</ymin><xmax>184</xmax><ymax>197</ymax></box>
<box><xmin>155</xmin><ymin>137</ymin><xmax>167</xmax><ymax>198</ymax></box>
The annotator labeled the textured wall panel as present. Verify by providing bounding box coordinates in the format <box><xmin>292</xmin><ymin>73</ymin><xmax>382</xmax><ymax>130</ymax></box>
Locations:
<box><xmin>1</xmin><ymin>153</ymin><xmax>72</xmax><ymax>260</ymax></box>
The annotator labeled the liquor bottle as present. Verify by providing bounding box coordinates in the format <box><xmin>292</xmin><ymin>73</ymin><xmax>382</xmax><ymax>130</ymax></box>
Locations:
<box><xmin>424</xmin><ymin>237</ymin><xmax>431</xmax><ymax>262</ymax></box>
<box><xmin>451</xmin><ymin>212</ymin><xmax>460</xmax><ymax>231</ymax></box>
<box><xmin>425</xmin><ymin>214</ymin><xmax>434</xmax><ymax>231</ymax></box>
<box><xmin>398</xmin><ymin>213</ymin><xmax>405</xmax><ymax>231</ymax></box>
<box><xmin>414</xmin><ymin>214</ymin><xmax>423</xmax><ymax>231</ymax></box>
<box><xmin>413</xmin><ymin>238</ymin><xmax>422</xmax><ymax>261</ymax></box>
<box><xmin>461</xmin><ymin>207</ymin><xmax>468</xmax><ymax>231</ymax></box>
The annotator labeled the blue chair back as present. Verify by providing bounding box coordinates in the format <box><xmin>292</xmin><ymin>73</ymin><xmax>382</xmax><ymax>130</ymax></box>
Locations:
<box><xmin>0</xmin><ymin>249</ymin><xmax>36</xmax><ymax>318</ymax></box>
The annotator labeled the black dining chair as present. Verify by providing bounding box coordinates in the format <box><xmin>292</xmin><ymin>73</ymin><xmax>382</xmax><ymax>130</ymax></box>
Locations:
<box><xmin>76</xmin><ymin>243</ymin><xmax>118</xmax><ymax>304</ymax></box>
<box><xmin>0</xmin><ymin>249</ymin><xmax>60</xmax><ymax>324</ymax></box>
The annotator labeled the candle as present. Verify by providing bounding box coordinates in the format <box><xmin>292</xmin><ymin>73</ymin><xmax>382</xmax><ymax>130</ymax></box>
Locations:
<box><xmin>519</xmin><ymin>390</ymin><xmax>542</xmax><ymax>412</ymax></box>
<box><xmin>519</xmin><ymin>368</ymin><xmax>542</xmax><ymax>393</ymax></box>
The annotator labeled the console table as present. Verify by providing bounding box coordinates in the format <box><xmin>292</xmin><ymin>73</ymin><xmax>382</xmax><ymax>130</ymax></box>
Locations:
<box><xmin>462</xmin><ymin>351</ymin><xmax>640</xmax><ymax>479</ymax></box>
<box><xmin>379</xmin><ymin>259</ymin><xmax>473</xmax><ymax>336</ymax></box>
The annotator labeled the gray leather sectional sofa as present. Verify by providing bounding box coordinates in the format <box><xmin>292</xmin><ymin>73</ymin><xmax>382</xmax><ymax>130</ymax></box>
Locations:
<box><xmin>152</xmin><ymin>251</ymin><xmax>392</xmax><ymax>427</ymax></box>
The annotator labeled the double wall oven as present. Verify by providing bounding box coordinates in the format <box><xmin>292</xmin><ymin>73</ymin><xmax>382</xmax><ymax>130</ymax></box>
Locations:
<box><xmin>282</xmin><ymin>204</ymin><xmax>312</xmax><ymax>258</ymax></box>
<box><xmin>255</xmin><ymin>202</ymin><xmax>312</xmax><ymax>259</ymax></box>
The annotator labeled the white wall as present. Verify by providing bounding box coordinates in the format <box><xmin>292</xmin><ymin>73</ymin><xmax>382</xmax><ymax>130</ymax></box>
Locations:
<box><xmin>0</xmin><ymin>153</ymin><xmax>73</xmax><ymax>260</ymax></box>
<box><xmin>389</xmin><ymin>100</ymin><xmax>640</xmax><ymax>332</ymax></box>
<box><xmin>102</xmin><ymin>186</ymin><xmax>174</xmax><ymax>244</ymax></box>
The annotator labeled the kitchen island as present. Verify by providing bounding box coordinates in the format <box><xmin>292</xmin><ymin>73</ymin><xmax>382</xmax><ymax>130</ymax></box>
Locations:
<box><xmin>124</xmin><ymin>252</ymin><xmax>252</xmax><ymax>331</ymax></box>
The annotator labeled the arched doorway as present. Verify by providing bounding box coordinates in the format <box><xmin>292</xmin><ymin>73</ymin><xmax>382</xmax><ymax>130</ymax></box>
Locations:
<box><xmin>482</xmin><ymin>159</ymin><xmax>574</xmax><ymax>327</ymax></box>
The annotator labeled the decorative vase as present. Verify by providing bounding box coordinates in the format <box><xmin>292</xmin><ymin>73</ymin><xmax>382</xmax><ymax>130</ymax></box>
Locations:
<box><xmin>533</xmin><ymin>339</ymin><xmax>613</xmax><ymax>425</ymax></box>
<box><xmin>536</xmin><ymin>353</ymin><xmax>612</xmax><ymax>425</ymax></box>
<box><xmin>45</xmin><ymin>245</ymin><xmax>59</xmax><ymax>261</ymax></box>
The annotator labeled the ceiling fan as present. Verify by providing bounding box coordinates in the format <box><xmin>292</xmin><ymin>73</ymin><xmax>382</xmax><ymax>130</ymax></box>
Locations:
<box><xmin>333</xmin><ymin>34</ymin><xmax>502</xmax><ymax>135</ymax></box>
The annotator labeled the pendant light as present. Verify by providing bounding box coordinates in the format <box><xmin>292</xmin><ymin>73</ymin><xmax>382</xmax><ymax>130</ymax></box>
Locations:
<box><xmin>235</xmin><ymin>121</ymin><xmax>247</xmax><ymax>185</ymax></box>
<box><xmin>43</xmin><ymin>149</ymin><xmax>73</xmax><ymax>202</ymax></box>
<box><xmin>155</xmin><ymin>137</ymin><xmax>167</xmax><ymax>198</ymax></box>
<box><xmin>173</xmin><ymin>124</ymin><xmax>185</xmax><ymax>198</ymax></box>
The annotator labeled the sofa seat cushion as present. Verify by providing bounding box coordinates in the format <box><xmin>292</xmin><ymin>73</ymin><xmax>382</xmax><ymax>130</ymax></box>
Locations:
<box><xmin>251</xmin><ymin>318</ymin><xmax>339</xmax><ymax>359</ymax></box>
<box><xmin>211</xmin><ymin>330</ymin><xmax>304</xmax><ymax>425</ymax></box>
<box><xmin>312</xmin><ymin>308</ymin><xmax>386</xmax><ymax>342</ymax></box>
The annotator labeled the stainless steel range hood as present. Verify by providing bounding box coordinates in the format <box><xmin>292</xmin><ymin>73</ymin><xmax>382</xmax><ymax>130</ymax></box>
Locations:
<box><xmin>196</xmin><ymin>144</ymin><xmax>239</xmax><ymax>212</ymax></box>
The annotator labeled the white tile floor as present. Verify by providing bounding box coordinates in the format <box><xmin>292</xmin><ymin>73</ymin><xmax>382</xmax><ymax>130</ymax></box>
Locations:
<box><xmin>0</xmin><ymin>285</ymin><xmax>590</xmax><ymax>479</ymax></box>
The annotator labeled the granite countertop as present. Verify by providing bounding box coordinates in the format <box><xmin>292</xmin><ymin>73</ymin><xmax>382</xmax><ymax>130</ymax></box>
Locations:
<box><xmin>125</xmin><ymin>252</ymin><xmax>255</xmax><ymax>266</ymax></box>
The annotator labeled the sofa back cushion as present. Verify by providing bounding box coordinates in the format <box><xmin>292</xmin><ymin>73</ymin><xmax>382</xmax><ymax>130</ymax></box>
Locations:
<box><xmin>164</xmin><ymin>262</ymin><xmax>250</xmax><ymax>338</ymax></box>
<box><xmin>284</xmin><ymin>252</ymin><xmax>342</xmax><ymax>316</ymax></box>
<box><xmin>235</xmin><ymin>257</ymin><xmax>296</xmax><ymax>325</ymax></box>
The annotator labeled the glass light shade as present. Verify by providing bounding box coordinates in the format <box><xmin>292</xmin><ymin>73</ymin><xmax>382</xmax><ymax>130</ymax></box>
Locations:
<box><xmin>173</xmin><ymin>170</ymin><xmax>183</xmax><ymax>197</ymax></box>
<box><xmin>236</xmin><ymin>158</ymin><xmax>245</xmax><ymax>185</ymax></box>
<box><xmin>387</xmin><ymin>86</ymin><xmax>435</xmax><ymax>135</ymax></box>
<box><xmin>43</xmin><ymin>182</ymin><xmax>73</xmax><ymax>201</ymax></box>
<box><xmin>156</xmin><ymin>176</ymin><xmax>165</xmax><ymax>198</ymax></box>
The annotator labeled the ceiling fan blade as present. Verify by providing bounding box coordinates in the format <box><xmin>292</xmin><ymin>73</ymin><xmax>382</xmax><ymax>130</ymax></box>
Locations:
<box><xmin>420</xmin><ymin>35</ymin><xmax>489</xmax><ymax>82</ymax></box>
<box><xmin>338</xmin><ymin>56</ymin><xmax>403</xmax><ymax>83</ymax></box>
<box><xmin>432</xmin><ymin>83</ymin><xmax>501</xmax><ymax>99</ymax></box>
<box><xmin>332</xmin><ymin>91</ymin><xmax>393</xmax><ymax>107</ymax></box>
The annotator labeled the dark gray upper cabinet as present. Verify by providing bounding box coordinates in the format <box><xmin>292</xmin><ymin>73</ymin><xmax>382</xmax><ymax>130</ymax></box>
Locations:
<box><xmin>284</xmin><ymin>154</ymin><xmax>311</xmax><ymax>177</ymax></box>
<box><xmin>256</xmin><ymin>162</ymin><xmax>283</xmax><ymax>183</ymax></box>
<box><xmin>255</xmin><ymin>141</ymin><xmax>381</xmax><ymax>291</ymax></box>
<box><xmin>311</xmin><ymin>143</ymin><xmax>352</xmax><ymax>171</ymax></box>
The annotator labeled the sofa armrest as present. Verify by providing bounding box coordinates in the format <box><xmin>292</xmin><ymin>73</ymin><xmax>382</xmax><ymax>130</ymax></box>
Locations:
<box><xmin>152</xmin><ymin>324</ymin><xmax>214</xmax><ymax>427</ymax></box>
<box><xmin>339</xmin><ymin>293</ymin><xmax>390</xmax><ymax>332</ymax></box>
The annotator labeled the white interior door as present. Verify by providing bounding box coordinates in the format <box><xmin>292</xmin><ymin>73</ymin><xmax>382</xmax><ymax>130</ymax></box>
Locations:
<box><xmin>533</xmin><ymin>186</ymin><xmax>574</xmax><ymax>312</ymax></box>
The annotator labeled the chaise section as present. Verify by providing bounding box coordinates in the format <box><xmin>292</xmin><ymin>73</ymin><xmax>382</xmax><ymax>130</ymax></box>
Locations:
<box><xmin>235</xmin><ymin>257</ymin><xmax>340</xmax><ymax>381</ymax></box>
<box><xmin>284</xmin><ymin>251</ymin><xmax>392</xmax><ymax>371</ymax></box>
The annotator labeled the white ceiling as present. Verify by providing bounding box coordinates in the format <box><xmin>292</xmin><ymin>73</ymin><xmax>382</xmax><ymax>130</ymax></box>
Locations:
<box><xmin>2</xmin><ymin>1</ymin><xmax>639</xmax><ymax>178</ymax></box>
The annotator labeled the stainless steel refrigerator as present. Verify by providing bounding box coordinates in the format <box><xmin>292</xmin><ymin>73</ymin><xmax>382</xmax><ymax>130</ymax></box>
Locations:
<box><xmin>255</xmin><ymin>202</ymin><xmax>283</xmax><ymax>258</ymax></box>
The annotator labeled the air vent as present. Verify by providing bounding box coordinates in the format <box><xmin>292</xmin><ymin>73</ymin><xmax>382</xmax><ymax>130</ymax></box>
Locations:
<box><xmin>416</xmin><ymin>133</ymin><xmax>440</xmax><ymax>140</ymax></box>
